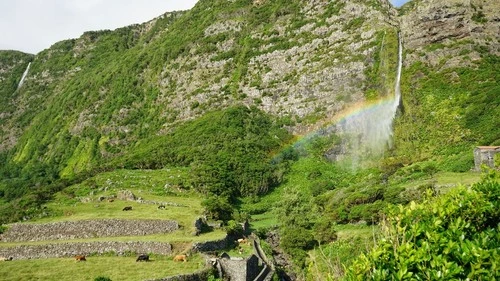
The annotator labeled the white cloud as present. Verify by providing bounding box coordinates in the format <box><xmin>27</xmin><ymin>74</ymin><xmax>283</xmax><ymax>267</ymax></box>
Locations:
<box><xmin>0</xmin><ymin>0</ymin><xmax>198</xmax><ymax>54</ymax></box>
<box><xmin>1</xmin><ymin>0</ymin><xmax>412</xmax><ymax>54</ymax></box>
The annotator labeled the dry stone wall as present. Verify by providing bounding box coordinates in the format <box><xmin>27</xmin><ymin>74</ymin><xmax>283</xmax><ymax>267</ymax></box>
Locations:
<box><xmin>192</xmin><ymin>235</ymin><xmax>236</xmax><ymax>253</ymax></box>
<box><xmin>0</xmin><ymin>241</ymin><xmax>172</xmax><ymax>260</ymax></box>
<box><xmin>1</xmin><ymin>219</ymin><xmax>178</xmax><ymax>242</ymax></box>
<box><xmin>146</xmin><ymin>267</ymin><xmax>213</xmax><ymax>281</ymax></box>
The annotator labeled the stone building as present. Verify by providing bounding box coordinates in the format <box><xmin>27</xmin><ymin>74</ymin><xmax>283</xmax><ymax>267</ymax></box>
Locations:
<box><xmin>474</xmin><ymin>146</ymin><xmax>500</xmax><ymax>171</ymax></box>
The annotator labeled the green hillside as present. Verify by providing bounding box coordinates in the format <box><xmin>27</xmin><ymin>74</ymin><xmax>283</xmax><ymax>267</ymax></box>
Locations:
<box><xmin>0</xmin><ymin>0</ymin><xmax>499</xmax><ymax>280</ymax></box>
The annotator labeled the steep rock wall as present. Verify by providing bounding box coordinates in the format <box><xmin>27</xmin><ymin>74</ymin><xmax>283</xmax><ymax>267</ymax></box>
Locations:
<box><xmin>400</xmin><ymin>0</ymin><xmax>499</xmax><ymax>67</ymax></box>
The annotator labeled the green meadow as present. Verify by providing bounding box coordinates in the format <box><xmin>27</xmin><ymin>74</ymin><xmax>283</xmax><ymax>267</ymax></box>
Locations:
<box><xmin>0</xmin><ymin>255</ymin><xmax>206</xmax><ymax>281</ymax></box>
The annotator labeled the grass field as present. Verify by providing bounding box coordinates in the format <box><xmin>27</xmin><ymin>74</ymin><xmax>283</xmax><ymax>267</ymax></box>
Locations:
<box><xmin>0</xmin><ymin>168</ymin><xmax>227</xmax><ymax>281</ymax></box>
<box><xmin>26</xmin><ymin>168</ymin><xmax>206</xmax><ymax>235</ymax></box>
<box><xmin>397</xmin><ymin>171</ymin><xmax>481</xmax><ymax>192</ymax></box>
<box><xmin>39</xmin><ymin>195</ymin><xmax>203</xmax><ymax>233</ymax></box>
<box><xmin>0</xmin><ymin>255</ymin><xmax>206</xmax><ymax>281</ymax></box>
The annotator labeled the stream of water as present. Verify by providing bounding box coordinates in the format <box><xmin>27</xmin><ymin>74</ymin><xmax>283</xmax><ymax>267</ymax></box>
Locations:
<box><xmin>17</xmin><ymin>62</ymin><xmax>31</xmax><ymax>90</ymax></box>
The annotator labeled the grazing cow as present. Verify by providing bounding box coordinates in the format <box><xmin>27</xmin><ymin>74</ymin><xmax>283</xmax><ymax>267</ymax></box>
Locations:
<box><xmin>75</xmin><ymin>255</ymin><xmax>86</xmax><ymax>262</ymax></box>
<box><xmin>237</xmin><ymin>238</ymin><xmax>248</xmax><ymax>244</ymax></box>
<box><xmin>122</xmin><ymin>206</ymin><xmax>133</xmax><ymax>211</ymax></box>
<box><xmin>136</xmin><ymin>254</ymin><xmax>149</xmax><ymax>262</ymax></box>
<box><xmin>157</xmin><ymin>205</ymin><xmax>166</xmax><ymax>210</ymax></box>
<box><xmin>173</xmin><ymin>254</ymin><xmax>188</xmax><ymax>262</ymax></box>
<box><xmin>0</xmin><ymin>256</ymin><xmax>13</xmax><ymax>261</ymax></box>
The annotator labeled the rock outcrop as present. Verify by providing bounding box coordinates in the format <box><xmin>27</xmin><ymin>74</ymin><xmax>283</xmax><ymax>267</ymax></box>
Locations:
<box><xmin>400</xmin><ymin>0</ymin><xmax>499</xmax><ymax>67</ymax></box>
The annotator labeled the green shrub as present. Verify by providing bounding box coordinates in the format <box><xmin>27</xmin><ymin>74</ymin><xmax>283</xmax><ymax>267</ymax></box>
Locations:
<box><xmin>313</xmin><ymin>219</ymin><xmax>338</xmax><ymax>244</ymax></box>
<box><xmin>202</xmin><ymin>195</ymin><xmax>234</xmax><ymax>221</ymax></box>
<box><xmin>344</xmin><ymin>173</ymin><xmax>500</xmax><ymax>280</ymax></box>
<box><xmin>225</xmin><ymin>220</ymin><xmax>244</xmax><ymax>236</ymax></box>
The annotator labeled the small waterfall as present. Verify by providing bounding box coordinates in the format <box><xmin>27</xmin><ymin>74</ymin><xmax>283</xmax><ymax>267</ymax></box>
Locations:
<box><xmin>329</xmin><ymin>32</ymin><xmax>403</xmax><ymax>166</ymax></box>
<box><xmin>394</xmin><ymin>32</ymin><xmax>403</xmax><ymax>113</ymax></box>
<box><xmin>17</xmin><ymin>62</ymin><xmax>31</xmax><ymax>90</ymax></box>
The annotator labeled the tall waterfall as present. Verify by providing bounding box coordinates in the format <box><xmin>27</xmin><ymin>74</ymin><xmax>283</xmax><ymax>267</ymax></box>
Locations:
<box><xmin>394</xmin><ymin>32</ymin><xmax>403</xmax><ymax>114</ymax></box>
<box><xmin>328</xmin><ymin>32</ymin><xmax>403</xmax><ymax>166</ymax></box>
<box><xmin>17</xmin><ymin>62</ymin><xmax>31</xmax><ymax>90</ymax></box>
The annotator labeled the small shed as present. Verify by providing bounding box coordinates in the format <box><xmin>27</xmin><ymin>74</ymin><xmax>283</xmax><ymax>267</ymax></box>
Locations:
<box><xmin>473</xmin><ymin>146</ymin><xmax>500</xmax><ymax>171</ymax></box>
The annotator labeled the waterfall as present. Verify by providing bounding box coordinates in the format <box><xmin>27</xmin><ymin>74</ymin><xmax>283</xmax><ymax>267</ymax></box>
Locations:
<box><xmin>17</xmin><ymin>62</ymin><xmax>31</xmax><ymax>90</ymax></box>
<box><xmin>394</xmin><ymin>32</ymin><xmax>403</xmax><ymax>113</ymax></box>
<box><xmin>328</xmin><ymin>32</ymin><xmax>403</xmax><ymax>166</ymax></box>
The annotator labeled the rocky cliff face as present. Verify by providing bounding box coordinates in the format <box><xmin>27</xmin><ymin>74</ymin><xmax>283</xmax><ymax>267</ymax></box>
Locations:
<box><xmin>0</xmin><ymin>0</ymin><xmax>498</xmax><ymax>177</ymax></box>
<box><xmin>0</xmin><ymin>50</ymin><xmax>33</xmax><ymax>151</ymax></box>
<box><xmin>400</xmin><ymin>0</ymin><xmax>499</xmax><ymax>67</ymax></box>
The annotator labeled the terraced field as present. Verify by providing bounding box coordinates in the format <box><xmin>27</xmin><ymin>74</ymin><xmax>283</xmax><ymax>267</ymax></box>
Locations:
<box><xmin>0</xmin><ymin>168</ymin><xmax>226</xmax><ymax>281</ymax></box>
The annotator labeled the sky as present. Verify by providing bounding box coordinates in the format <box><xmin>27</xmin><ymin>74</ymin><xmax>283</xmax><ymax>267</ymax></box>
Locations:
<box><xmin>0</xmin><ymin>0</ymin><xmax>410</xmax><ymax>55</ymax></box>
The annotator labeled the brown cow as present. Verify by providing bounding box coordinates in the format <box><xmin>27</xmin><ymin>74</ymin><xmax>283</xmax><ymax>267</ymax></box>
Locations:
<box><xmin>237</xmin><ymin>238</ymin><xmax>248</xmax><ymax>244</ymax></box>
<box><xmin>173</xmin><ymin>254</ymin><xmax>188</xmax><ymax>262</ymax></box>
<box><xmin>75</xmin><ymin>255</ymin><xmax>86</xmax><ymax>262</ymax></box>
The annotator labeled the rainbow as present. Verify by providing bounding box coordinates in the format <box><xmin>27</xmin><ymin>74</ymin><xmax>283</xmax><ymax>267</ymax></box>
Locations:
<box><xmin>278</xmin><ymin>32</ymin><xmax>404</xmax><ymax>164</ymax></box>
<box><xmin>282</xmin><ymin>94</ymin><xmax>399</xmax><ymax>152</ymax></box>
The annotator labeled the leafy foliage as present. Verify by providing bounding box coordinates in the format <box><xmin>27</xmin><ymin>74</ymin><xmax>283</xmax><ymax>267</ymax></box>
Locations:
<box><xmin>344</xmin><ymin>172</ymin><xmax>500</xmax><ymax>280</ymax></box>
<box><xmin>393</xmin><ymin>52</ymin><xmax>499</xmax><ymax>172</ymax></box>
<box><xmin>122</xmin><ymin>106</ymin><xmax>291</xmax><ymax>199</ymax></box>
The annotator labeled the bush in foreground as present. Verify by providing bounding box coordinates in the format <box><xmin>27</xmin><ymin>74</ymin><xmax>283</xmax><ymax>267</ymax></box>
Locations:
<box><xmin>344</xmin><ymin>171</ymin><xmax>499</xmax><ymax>280</ymax></box>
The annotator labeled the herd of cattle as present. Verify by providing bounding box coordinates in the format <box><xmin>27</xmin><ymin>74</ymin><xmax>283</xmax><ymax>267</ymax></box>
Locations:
<box><xmin>71</xmin><ymin>253</ymin><xmax>189</xmax><ymax>262</ymax></box>
<box><xmin>0</xmin><ymin>254</ymin><xmax>189</xmax><ymax>262</ymax></box>
<box><xmin>121</xmin><ymin>204</ymin><xmax>168</xmax><ymax>211</ymax></box>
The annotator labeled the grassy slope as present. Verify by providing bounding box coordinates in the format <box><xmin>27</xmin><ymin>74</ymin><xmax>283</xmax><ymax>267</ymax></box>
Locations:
<box><xmin>0</xmin><ymin>255</ymin><xmax>205</xmax><ymax>281</ymax></box>
<box><xmin>393</xmin><ymin>52</ymin><xmax>500</xmax><ymax>172</ymax></box>
<box><xmin>39</xmin><ymin>169</ymin><xmax>201</xmax><ymax>228</ymax></box>
<box><xmin>0</xmin><ymin>168</ymin><xmax>225</xmax><ymax>246</ymax></box>
<box><xmin>0</xmin><ymin>168</ymin><xmax>224</xmax><ymax>280</ymax></box>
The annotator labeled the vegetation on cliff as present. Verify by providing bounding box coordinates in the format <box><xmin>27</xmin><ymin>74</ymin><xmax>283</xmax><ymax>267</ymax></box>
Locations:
<box><xmin>0</xmin><ymin>0</ymin><xmax>499</xmax><ymax>279</ymax></box>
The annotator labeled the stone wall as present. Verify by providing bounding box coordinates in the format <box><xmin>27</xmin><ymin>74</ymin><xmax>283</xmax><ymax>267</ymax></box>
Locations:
<box><xmin>192</xmin><ymin>235</ymin><xmax>235</xmax><ymax>253</ymax></box>
<box><xmin>0</xmin><ymin>241</ymin><xmax>172</xmax><ymax>260</ymax></box>
<box><xmin>146</xmin><ymin>267</ymin><xmax>213</xmax><ymax>281</ymax></box>
<box><xmin>219</xmin><ymin>257</ymin><xmax>249</xmax><ymax>281</ymax></box>
<box><xmin>474</xmin><ymin>146</ymin><xmax>500</xmax><ymax>171</ymax></box>
<box><xmin>1</xmin><ymin>219</ymin><xmax>178</xmax><ymax>242</ymax></box>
